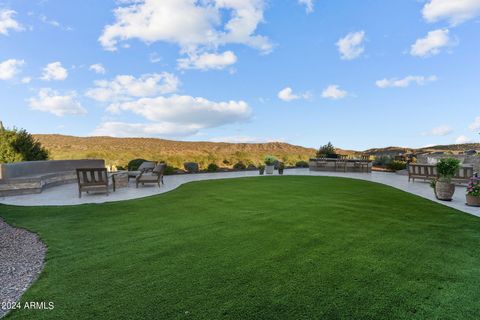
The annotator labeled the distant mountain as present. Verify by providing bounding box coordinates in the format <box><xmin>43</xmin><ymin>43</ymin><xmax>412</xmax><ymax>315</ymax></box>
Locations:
<box><xmin>34</xmin><ymin>134</ymin><xmax>317</xmax><ymax>169</ymax></box>
<box><xmin>364</xmin><ymin>143</ymin><xmax>480</xmax><ymax>156</ymax></box>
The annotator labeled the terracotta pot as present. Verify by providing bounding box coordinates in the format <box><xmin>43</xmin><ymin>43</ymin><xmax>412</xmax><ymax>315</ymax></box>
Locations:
<box><xmin>466</xmin><ymin>195</ymin><xmax>480</xmax><ymax>207</ymax></box>
<box><xmin>435</xmin><ymin>181</ymin><xmax>455</xmax><ymax>201</ymax></box>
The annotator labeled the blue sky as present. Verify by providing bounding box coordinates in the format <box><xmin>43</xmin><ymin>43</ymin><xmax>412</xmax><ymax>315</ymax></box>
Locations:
<box><xmin>0</xmin><ymin>0</ymin><xmax>479</xmax><ymax>150</ymax></box>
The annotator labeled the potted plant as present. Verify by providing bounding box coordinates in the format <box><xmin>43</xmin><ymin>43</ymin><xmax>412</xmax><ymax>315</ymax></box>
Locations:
<box><xmin>278</xmin><ymin>162</ymin><xmax>285</xmax><ymax>175</ymax></box>
<box><xmin>259</xmin><ymin>165</ymin><xmax>265</xmax><ymax>175</ymax></box>
<box><xmin>434</xmin><ymin>158</ymin><xmax>461</xmax><ymax>201</ymax></box>
<box><xmin>466</xmin><ymin>176</ymin><xmax>480</xmax><ymax>207</ymax></box>
<box><xmin>264</xmin><ymin>155</ymin><xmax>276</xmax><ymax>174</ymax></box>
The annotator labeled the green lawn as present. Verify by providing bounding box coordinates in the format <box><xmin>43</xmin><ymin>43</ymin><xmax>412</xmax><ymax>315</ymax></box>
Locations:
<box><xmin>2</xmin><ymin>176</ymin><xmax>480</xmax><ymax>319</ymax></box>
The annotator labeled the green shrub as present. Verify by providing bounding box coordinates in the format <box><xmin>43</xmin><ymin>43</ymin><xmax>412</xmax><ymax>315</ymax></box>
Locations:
<box><xmin>207</xmin><ymin>163</ymin><xmax>219</xmax><ymax>172</ymax></box>
<box><xmin>184</xmin><ymin>162</ymin><xmax>199</xmax><ymax>173</ymax></box>
<box><xmin>316</xmin><ymin>142</ymin><xmax>335</xmax><ymax>157</ymax></box>
<box><xmin>233</xmin><ymin>162</ymin><xmax>246</xmax><ymax>170</ymax></box>
<box><xmin>128</xmin><ymin>159</ymin><xmax>147</xmax><ymax>171</ymax></box>
<box><xmin>373</xmin><ymin>156</ymin><xmax>392</xmax><ymax>167</ymax></box>
<box><xmin>437</xmin><ymin>158</ymin><xmax>460</xmax><ymax>182</ymax></box>
<box><xmin>387</xmin><ymin>160</ymin><xmax>407</xmax><ymax>171</ymax></box>
<box><xmin>0</xmin><ymin>127</ymin><xmax>49</xmax><ymax>163</ymax></box>
<box><xmin>264</xmin><ymin>155</ymin><xmax>276</xmax><ymax>166</ymax></box>
<box><xmin>295</xmin><ymin>160</ymin><xmax>309</xmax><ymax>168</ymax></box>
<box><xmin>164</xmin><ymin>165</ymin><xmax>177</xmax><ymax>175</ymax></box>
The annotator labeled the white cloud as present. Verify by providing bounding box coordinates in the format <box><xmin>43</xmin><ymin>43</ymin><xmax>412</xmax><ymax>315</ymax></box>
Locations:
<box><xmin>177</xmin><ymin>51</ymin><xmax>237</xmax><ymax>70</ymax></box>
<box><xmin>0</xmin><ymin>59</ymin><xmax>24</xmax><ymax>80</ymax></box>
<box><xmin>469</xmin><ymin>117</ymin><xmax>480</xmax><ymax>131</ymax></box>
<box><xmin>298</xmin><ymin>0</ymin><xmax>315</xmax><ymax>13</ymax></box>
<box><xmin>336</xmin><ymin>31</ymin><xmax>365</xmax><ymax>60</ymax></box>
<box><xmin>0</xmin><ymin>9</ymin><xmax>23</xmax><ymax>35</ymax></box>
<box><xmin>28</xmin><ymin>88</ymin><xmax>87</xmax><ymax>116</ymax></box>
<box><xmin>149</xmin><ymin>52</ymin><xmax>161</xmax><ymax>63</ymax></box>
<box><xmin>455</xmin><ymin>135</ymin><xmax>471</xmax><ymax>144</ymax></box>
<box><xmin>99</xmin><ymin>0</ymin><xmax>272</xmax><ymax>54</ymax></box>
<box><xmin>321</xmin><ymin>85</ymin><xmax>347</xmax><ymax>100</ymax></box>
<box><xmin>41</xmin><ymin>62</ymin><xmax>68</xmax><ymax>81</ymax></box>
<box><xmin>21</xmin><ymin>76</ymin><xmax>32</xmax><ymax>84</ymax></box>
<box><xmin>278</xmin><ymin>87</ymin><xmax>310</xmax><ymax>102</ymax></box>
<box><xmin>94</xmin><ymin>95</ymin><xmax>252</xmax><ymax>137</ymax></box>
<box><xmin>85</xmin><ymin>72</ymin><xmax>179</xmax><ymax>102</ymax></box>
<box><xmin>422</xmin><ymin>0</ymin><xmax>480</xmax><ymax>25</ymax></box>
<box><xmin>107</xmin><ymin>95</ymin><xmax>251</xmax><ymax>126</ymax></box>
<box><xmin>89</xmin><ymin>63</ymin><xmax>106</xmax><ymax>74</ymax></box>
<box><xmin>410</xmin><ymin>29</ymin><xmax>452</xmax><ymax>57</ymax></box>
<box><xmin>376</xmin><ymin>75</ymin><xmax>438</xmax><ymax>88</ymax></box>
<box><xmin>422</xmin><ymin>125</ymin><xmax>453</xmax><ymax>136</ymax></box>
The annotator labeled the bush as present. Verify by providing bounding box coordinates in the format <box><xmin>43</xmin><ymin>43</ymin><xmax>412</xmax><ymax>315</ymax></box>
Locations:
<box><xmin>247</xmin><ymin>164</ymin><xmax>257</xmax><ymax>170</ymax></box>
<box><xmin>184</xmin><ymin>162</ymin><xmax>199</xmax><ymax>173</ymax></box>
<box><xmin>233</xmin><ymin>162</ymin><xmax>246</xmax><ymax>170</ymax></box>
<box><xmin>387</xmin><ymin>160</ymin><xmax>407</xmax><ymax>171</ymax></box>
<box><xmin>373</xmin><ymin>156</ymin><xmax>392</xmax><ymax>167</ymax></box>
<box><xmin>264</xmin><ymin>155</ymin><xmax>276</xmax><ymax>166</ymax></box>
<box><xmin>222</xmin><ymin>159</ymin><xmax>230</xmax><ymax>165</ymax></box>
<box><xmin>164</xmin><ymin>165</ymin><xmax>178</xmax><ymax>175</ymax></box>
<box><xmin>295</xmin><ymin>161</ymin><xmax>309</xmax><ymax>168</ymax></box>
<box><xmin>437</xmin><ymin>158</ymin><xmax>460</xmax><ymax>181</ymax></box>
<box><xmin>0</xmin><ymin>127</ymin><xmax>49</xmax><ymax>163</ymax></box>
<box><xmin>317</xmin><ymin>142</ymin><xmax>335</xmax><ymax>157</ymax></box>
<box><xmin>207</xmin><ymin>163</ymin><xmax>219</xmax><ymax>172</ymax></box>
<box><xmin>128</xmin><ymin>159</ymin><xmax>147</xmax><ymax>171</ymax></box>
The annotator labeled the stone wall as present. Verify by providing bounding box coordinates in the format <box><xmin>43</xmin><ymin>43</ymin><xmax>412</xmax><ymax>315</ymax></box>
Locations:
<box><xmin>0</xmin><ymin>159</ymin><xmax>105</xmax><ymax>181</ymax></box>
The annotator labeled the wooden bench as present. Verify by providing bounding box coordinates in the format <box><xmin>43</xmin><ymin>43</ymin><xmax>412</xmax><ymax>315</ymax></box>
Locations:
<box><xmin>408</xmin><ymin>164</ymin><xmax>474</xmax><ymax>184</ymax></box>
<box><xmin>76</xmin><ymin>168</ymin><xmax>109</xmax><ymax>198</ymax></box>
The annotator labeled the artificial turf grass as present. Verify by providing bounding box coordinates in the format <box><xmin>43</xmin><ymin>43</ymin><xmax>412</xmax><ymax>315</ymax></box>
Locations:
<box><xmin>1</xmin><ymin>176</ymin><xmax>480</xmax><ymax>319</ymax></box>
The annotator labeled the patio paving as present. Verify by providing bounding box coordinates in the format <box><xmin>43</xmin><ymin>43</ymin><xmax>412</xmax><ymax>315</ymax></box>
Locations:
<box><xmin>0</xmin><ymin>169</ymin><xmax>478</xmax><ymax>217</ymax></box>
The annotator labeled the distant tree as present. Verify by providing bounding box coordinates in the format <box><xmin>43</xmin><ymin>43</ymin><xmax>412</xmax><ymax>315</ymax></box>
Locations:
<box><xmin>0</xmin><ymin>126</ymin><xmax>49</xmax><ymax>163</ymax></box>
<box><xmin>317</xmin><ymin>142</ymin><xmax>336</xmax><ymax>157</ymax></box>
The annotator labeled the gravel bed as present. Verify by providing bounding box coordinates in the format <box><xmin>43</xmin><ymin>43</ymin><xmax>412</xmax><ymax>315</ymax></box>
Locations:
<box><xmin>0</xmin><ymin>218</ymin><xmax>46</xmax><ymax>318</ymax></box>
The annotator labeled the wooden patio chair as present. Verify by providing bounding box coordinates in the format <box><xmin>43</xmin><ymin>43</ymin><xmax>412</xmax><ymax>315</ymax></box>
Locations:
<box><xmin>76</xmin><ymin>168</ymin><xmax>109</xmax><ymax>198</ymax></box>
<box><xmin>128</xmin><ymin>161</ymin><xmax>157</xmax><ymax>181</ymax></box>
<box><xmin>136</xmin><ymin>163</ymin><xmax>166</xmax><ymax>188</ymax></box>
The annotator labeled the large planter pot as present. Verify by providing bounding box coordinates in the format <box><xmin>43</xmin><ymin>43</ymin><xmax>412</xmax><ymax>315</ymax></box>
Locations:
<box><xmin>265</xmin><ymin>165</ymin><xmax>274</xmax><ymax>174</ymax></box>
<box><xmin>466</xmin><ymin>195</ymin><xmax>480</xmax><ymax>207</ymax></box>
<box><xmin>435</xmin><ymin>181</ymin><xmax>455</xmax><ymax>201</ymax></box>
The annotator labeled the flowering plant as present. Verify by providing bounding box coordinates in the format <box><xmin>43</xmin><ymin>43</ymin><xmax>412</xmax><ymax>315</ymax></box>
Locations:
<box><xmin>466</xmin><ymin>177</ymin><xmax>480</xmax><ymax>197</ymax></box>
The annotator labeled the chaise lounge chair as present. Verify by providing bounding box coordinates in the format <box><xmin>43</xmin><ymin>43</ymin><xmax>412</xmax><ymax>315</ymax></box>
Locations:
<box><xmin>128</xmin><ymin>161</ymin><xmax>157</xmax><ymax>181</ymax></box>
<box><xmin>136</xmin><ymin>163</ymin><xmax>165</xmax><ymax>188</ymax></box>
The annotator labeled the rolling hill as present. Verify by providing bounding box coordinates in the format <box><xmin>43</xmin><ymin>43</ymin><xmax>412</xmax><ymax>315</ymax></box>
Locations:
<box><xmin>34</xmin><ymin>134</ymin><xmax>317</xmax><ymax>169</ymax></box>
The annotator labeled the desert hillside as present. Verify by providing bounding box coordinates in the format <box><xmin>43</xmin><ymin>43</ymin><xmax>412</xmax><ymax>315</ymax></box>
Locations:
<box><xmin>34</xmin><ymin>134</ymin><xmax>317</xmax><ymax>169</ymax></box>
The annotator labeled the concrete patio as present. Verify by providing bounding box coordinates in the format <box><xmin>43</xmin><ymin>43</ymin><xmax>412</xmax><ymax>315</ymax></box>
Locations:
<box><xmin>0</xmin><ymin>168</ymin><xmax>478</xmax><ymax>217</ymax></box>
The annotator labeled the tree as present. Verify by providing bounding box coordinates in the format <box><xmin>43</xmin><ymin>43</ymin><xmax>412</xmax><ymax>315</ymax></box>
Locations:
<box><xmin>317</xmin><ymin>142</ymin><xmax>336</xmax><ymax>157</ymax></box>
<box><xmin>0</xmin><ymin>126</ymin><xmax>49</xmax><ymax>163</ymax></box>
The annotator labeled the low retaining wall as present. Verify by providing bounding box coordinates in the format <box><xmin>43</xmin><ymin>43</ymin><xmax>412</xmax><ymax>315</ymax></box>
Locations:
<box><xmin>0</xmin><ymin>159</ymin><xmax>105</xmax><ymax>181</ymax></box>
<box><xmin>0</xmin><ymin>159</ymin><xmax>105</xmax><ymax>196</ymax></box>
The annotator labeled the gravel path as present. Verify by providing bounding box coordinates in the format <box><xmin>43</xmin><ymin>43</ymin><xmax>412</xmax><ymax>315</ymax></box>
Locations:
<box><xmin>0</xmin><ymin>218</ymin><xmax>46</xmax><ymax>318</ymax></box>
